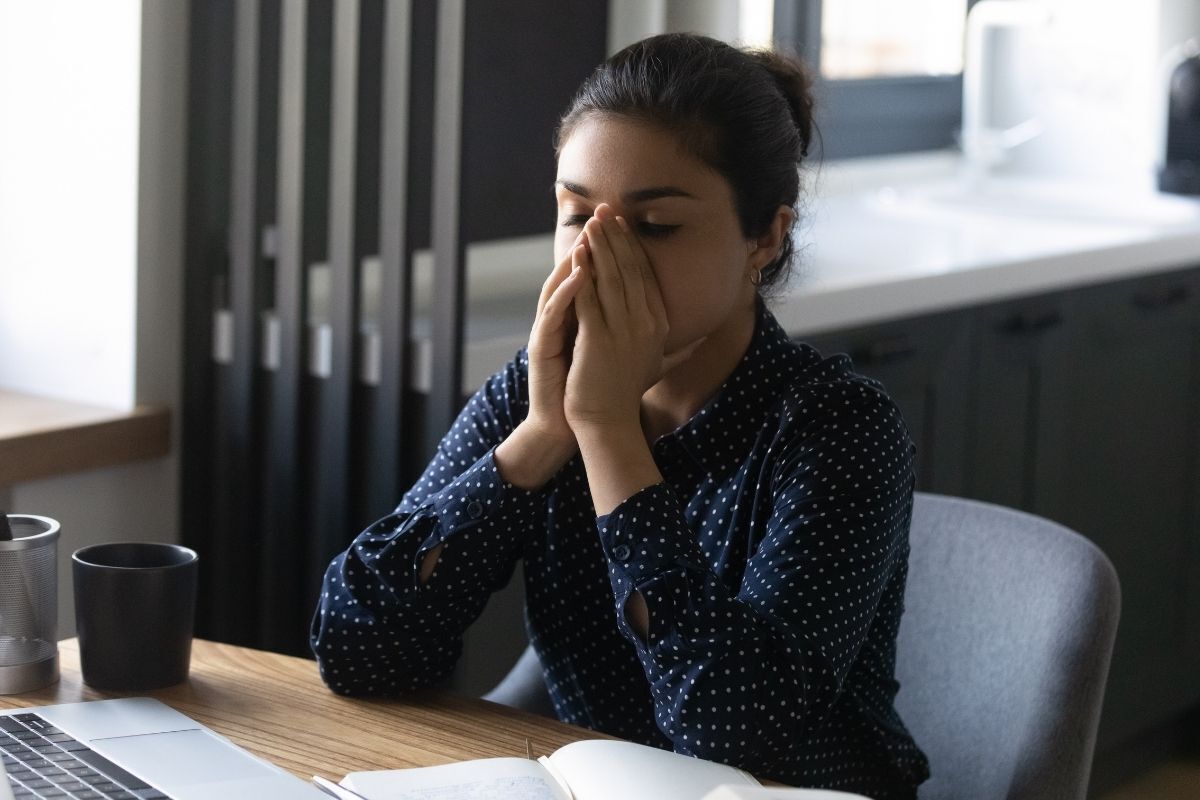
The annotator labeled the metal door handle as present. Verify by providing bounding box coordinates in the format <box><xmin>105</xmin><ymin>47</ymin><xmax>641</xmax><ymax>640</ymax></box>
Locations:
<box><xmin>854</xmin><ymin>336</ymin><xmax>916</xmax><ymax>366</ymax></box>
<box><xmin>1001</xmin><ymin>309</ymin><xmax>1063</xmax><ymax>336</ymax></box>
<box><xmin>1132</xmin><ymin>285</ymin><xmax>1190</xmax><ymax>311</ymax></box>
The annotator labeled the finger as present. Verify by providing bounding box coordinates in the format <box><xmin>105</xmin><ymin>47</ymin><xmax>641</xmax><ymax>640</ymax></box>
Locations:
<box><xmin>531</xmin><ymin>264</ymin><xmax>586</xmax><ymax>359</ymax></box>
<box><xmin>537</xmin><ymin>230</ymin><xmax>586</xmax><ymax>317</ymax></box>
<box><xmin>571</xmin><ymin>242</ymin><xmax>603</xmax><ymax>325</ymax></box>
<box><xmin>614</xmin><ymin>216</ymin><xmax>666</xmax><ymax>321</ymax></box>
<box><xmin>539</xmin><ymin>263</ymin><xmax>586</xmax><ymax>331</ymax></box>
<box><xmin>583</xmin><ymin>208</ymin><xmax>625</xmax><ymax>316</ymax></box>
<box><xmin>605</xmin><ymin>214</ymin><xmax>647</xmax><ymax>313</ymax></box>
<box><xmin>536</xmin><ymin>257</ymin><xmax>571</xmax><ymax>319</ymax></box>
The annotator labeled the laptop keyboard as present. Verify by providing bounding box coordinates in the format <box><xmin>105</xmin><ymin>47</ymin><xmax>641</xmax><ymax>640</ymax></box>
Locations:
<box><xmin>0</xmin><ymin>713</ymin><xmax>172</xmax><ymax>800</ymax></box>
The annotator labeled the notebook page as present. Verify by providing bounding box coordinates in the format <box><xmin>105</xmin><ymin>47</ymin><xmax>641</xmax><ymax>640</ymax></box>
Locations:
<box><xmin>343</xmin><ymin>757</ymin><xmax>570</xmax><ymax>800</ymax></box>
<box><xmin>545</xmin><ymin>740</ymin><xmax>759</xmax><ymax>800</ymax></box>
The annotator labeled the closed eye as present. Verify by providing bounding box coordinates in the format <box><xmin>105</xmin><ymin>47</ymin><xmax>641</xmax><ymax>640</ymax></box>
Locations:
<box><xmin>559</xmin><ymin>215</ymin><xmax>680</xmax><ymax>239</ymax></box>
<box><xmin>637</xmin><ymin>222</ymin><xmax>680</xmax><ymax>239</ymax></box>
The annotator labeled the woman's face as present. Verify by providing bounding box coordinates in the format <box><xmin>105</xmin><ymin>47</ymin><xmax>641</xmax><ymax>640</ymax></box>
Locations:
<box><xmin>554</xmin><ymin>115</ymin><xmax>761</xmax><ymax>354</ymax></box>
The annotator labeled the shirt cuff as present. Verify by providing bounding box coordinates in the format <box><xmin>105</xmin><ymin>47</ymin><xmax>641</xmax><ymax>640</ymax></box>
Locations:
<box><xmin>406</xmin><ymin>447</ymin><xmax>542</xmax><ymax>587</ymax></box>
<box><xmin>596</xmin><ymin>482</ymin><xmax>706</xmax><ymax>582</ymax></box>
<box><xmin>424</xmin><ymin>447</ymin><xmax>541</xmax><ymax>543</ymax></box>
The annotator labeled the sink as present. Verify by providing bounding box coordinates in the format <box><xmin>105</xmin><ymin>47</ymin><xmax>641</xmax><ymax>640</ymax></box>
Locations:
<box><xmin>867</xmin><ymin>176</ymin><xmax>1200</xmax><ymax>228</ymax></box>
<box><xmin>804</xmin><ymin>193</ymin><xmax>1148</xmax><ymax>284</ymax></box>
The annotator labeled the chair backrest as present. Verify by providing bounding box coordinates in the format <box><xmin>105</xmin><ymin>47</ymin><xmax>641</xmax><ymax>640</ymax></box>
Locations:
<box><xmin>482</xmin><ymin>638</ymin><xmax>555</xmax><ymax>716</ymax></box>
<box><xmin>897</xmin><ymin>492</ymin><xmax>1120</xmax><ymax>800</ymax></box>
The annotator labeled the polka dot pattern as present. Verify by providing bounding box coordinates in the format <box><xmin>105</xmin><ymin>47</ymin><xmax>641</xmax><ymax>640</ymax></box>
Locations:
<box><xmin>311</xmin><ymin>301</ymin><xmax>929</xmax><ymax>799</ymax></box>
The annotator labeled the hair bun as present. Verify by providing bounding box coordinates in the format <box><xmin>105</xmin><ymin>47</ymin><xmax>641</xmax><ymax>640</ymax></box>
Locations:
<box><xmin>748</xmin><ymin>49</ymin><xmax>816</xmax><ymax>159</ymax></box>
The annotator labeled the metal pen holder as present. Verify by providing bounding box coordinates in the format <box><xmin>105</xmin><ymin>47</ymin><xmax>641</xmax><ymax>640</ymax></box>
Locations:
<box><xmin>0</xmin><ymin>514</ymin><xmax>60</xmax><ymax>694</ymax></box>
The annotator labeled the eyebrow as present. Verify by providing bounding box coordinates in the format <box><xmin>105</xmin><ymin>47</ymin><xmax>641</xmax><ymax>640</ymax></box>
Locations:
<box><xmin>554</xmin><ymin>180</ymin><xmax>697</xmax><ymax>204</ymax></box>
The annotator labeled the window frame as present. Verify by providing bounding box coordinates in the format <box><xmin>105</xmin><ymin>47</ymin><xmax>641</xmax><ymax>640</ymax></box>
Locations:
<box><xmin>773</xmin><ymin>0</ymin><xmax>977</xmax><ymax>159</ymax></box>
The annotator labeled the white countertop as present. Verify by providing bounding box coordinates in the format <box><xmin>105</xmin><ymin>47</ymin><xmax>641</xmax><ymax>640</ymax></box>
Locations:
<box><xmin>407</xmin><ymin>152</ymin><xmax>1200</xmax><ymax>391</ymax></box>
<box><xmin>770</xmin><ymin>175</ymin><xmax>1200</xmax><ymax>338</ymax></box>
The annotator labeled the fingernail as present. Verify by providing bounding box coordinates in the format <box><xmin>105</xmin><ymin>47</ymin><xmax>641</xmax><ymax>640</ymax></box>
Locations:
<box><xmin>615</xmin><ymin>216</ymin><xmax>629</xmax><ymax>232</ymax></box>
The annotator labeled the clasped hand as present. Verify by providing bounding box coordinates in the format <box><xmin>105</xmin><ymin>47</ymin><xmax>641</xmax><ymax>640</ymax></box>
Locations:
<box><xmin>526</xmin><ymin>204</ymin><xmax>699</xmax><ymax>446</ymax></box>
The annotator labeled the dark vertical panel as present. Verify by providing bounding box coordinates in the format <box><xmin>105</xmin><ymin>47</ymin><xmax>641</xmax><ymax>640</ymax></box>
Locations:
<box><xmin>219</xmin><ymin>0</ymin><xmax>269</xmax><ymax>645</ymax></box>
<box><xmin>460</xmin><ymin>1</ymin><xmax>608</xmax><ymax>241</ymax></box>
<box><xmin>310</xmin><ymin>0</ymin><xmax>363</xmax><ymax>592</ymax></box>
<box><xmin>402</xmin><ymin>1</ymin><xmax>436</xmax><ymax>256</ymax></box>
<box><xmin>1186</xmin><ymin>269</ymin><xmax>1200</xmax><ymax>674</ymax></box>
<box><xmin>346</xmin><ymin>0</ymin><xmax>383</xmax><ymax>528</ymax></box>
<box><xmin>353</xmin><ymin>1</ymin><xmax>382</xmax><ymax>263</ymax></box>
<box><xmin>366</xmin><ymin>0</ymin><xmax>412</xmax><ymax>514</ymax></box>
<box><xmin>399</xmin><ymin>0</ymin><xmax>437</xmax><ymax>485</ymax></box>
<box><xmin>182</xmin><ymin>0</ymin><xmax>233</xmax><ymax>639</ymax></box>
<box><xmin>298</xmin><ymin>1</ymin><xmax>335</xmax><ymax>644</ymax></box>
<box><xmin>428</xmin><ymin>0</ymin><xmax>467</xmax><ymax>440</ymax></box>
<box><xmin>252</xmin><ymin>0</ymin><xmax>282</xmax><ymax>641</ymax></box>
<box><xmin>259</xmin><ymin>0</ymin><xmax>310</xmax><ymax>653</ymax></box>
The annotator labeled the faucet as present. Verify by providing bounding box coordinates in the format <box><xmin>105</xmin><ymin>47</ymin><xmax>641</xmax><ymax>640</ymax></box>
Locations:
<box><xmin>961</xmin><ymin>0</ymin><xmax>1053</xmax><ymax>181</ymax></box>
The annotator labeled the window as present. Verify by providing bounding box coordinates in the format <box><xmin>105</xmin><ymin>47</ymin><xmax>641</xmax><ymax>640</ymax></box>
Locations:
<box><xmin>820</xmin><ymin>0</ymin><xmax>965</xmax><ymax>78</ymax></box>
<box><xmin>774</xmin><ymin>0</ymin><xmax>976</xmax><ymax>159</ymax></box>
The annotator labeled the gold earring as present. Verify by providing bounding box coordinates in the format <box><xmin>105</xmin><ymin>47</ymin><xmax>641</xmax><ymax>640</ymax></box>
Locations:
<box><xmin>749</xmin><ymin>268</ymin><xmax>762</xmax><ymax>286</ymax></box>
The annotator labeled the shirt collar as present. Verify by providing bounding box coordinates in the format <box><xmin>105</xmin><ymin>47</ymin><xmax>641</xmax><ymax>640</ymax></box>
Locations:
<box><xmin>668</xmin><ymin>298</ymin><xmax>820</xmax><ymax>476</ymax></box>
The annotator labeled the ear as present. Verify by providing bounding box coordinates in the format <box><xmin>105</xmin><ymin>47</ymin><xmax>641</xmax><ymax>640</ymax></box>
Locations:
<box><xmin>746</xmin><ymin>205</ymin><xmax>795</xmax><ymax>272</ymax></box>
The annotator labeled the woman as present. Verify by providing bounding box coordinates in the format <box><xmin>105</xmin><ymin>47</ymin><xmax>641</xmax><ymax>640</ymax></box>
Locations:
<box><xmin>312</xmin><ymin>33</ymin><xmax>929</xmax><ymax>799</ymax></box>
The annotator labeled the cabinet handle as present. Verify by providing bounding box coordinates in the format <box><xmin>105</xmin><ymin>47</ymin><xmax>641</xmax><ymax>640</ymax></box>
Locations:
<box><xmin>853</xmin><ymin>336</ymin><xmax>916</xmax><ymax>366</ymax></box>
<box><xmin>1131</xmin><ymin>285</ymin><xmax>1190</xmax><ymax>311</ymax></box>
<box><xmin>1001</xmin><ymin>309</ymin><xmax>1063</xmax><ymax>336</ymax></box>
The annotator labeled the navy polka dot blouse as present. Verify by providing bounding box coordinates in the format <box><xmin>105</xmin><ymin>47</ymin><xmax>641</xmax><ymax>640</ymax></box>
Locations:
<box><xmin>312</xmin><ymin>300</ymin><xmax>930</xmax><ymax>799</ymax></box>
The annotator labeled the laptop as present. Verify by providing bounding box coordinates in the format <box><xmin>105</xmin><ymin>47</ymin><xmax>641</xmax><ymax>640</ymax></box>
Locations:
<box><xmin>0</xmin><ymin>697</ymin><xmax>326</xmax><ymax>799</ymax></box>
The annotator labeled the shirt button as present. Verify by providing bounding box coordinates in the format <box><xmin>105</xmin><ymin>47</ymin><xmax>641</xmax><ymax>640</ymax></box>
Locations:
<box><xmin>612</xmin><ymin>544</ymin><xmax>631</xmax><ymax>561</ymax></box>
<box><xmin>466</xmin><ymin>500</ymin><xmax>484</xmax><ymax>519</ymax></box>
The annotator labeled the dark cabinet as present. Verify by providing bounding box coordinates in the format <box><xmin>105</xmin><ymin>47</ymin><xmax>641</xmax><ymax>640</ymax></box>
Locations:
<box><xmin>1038</xmin><ymin>271</ymin><xmax>1200</xmax><ymax>748</ymax></box>
<box><xmin>805</xmin><ymin>310</ymin><xmax>973</xmax><ymax>496</ymax></box>
<box><xmin>968</xmin><ymin>270</ymin><xmax>1200</xmax><ymax>749</ymax></box>
<box><xmin>966</xmin><ymin>291</ymin><xmax>1076</xmax><ymax>510</ymax></box>
<box><xmin>804</xmin><ymin>264</ymin><xmax>1200</xmax><ymax>755</ymax></box>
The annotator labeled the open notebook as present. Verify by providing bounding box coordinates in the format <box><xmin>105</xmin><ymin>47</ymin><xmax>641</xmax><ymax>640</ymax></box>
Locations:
<box><xmin>340</xmin><ymin>739</ymin><xmax>758</xmax><ymax>800</ymax></box>
<box><xmin>337</xmin><ymin>739</ymin><xmax>872</xmax><ymax>800</ymax></box>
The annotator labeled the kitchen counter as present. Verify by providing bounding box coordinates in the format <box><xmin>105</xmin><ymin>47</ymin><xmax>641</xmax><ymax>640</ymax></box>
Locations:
<box><xmin>410</xmin><ymin>153</ymin><xmax>1200</xmax><ymax>391</ymax></box>
<box><xmin>771</xmin><ymin>179</ymin><xmax>1200</xmax><ymax>338</ymax></box>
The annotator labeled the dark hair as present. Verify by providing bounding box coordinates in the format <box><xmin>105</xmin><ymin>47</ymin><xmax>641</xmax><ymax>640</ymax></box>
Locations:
<box><xmin>556</xmin><ymin>33</ymin><xmax>817</xmax><ymax>293</ymax></box>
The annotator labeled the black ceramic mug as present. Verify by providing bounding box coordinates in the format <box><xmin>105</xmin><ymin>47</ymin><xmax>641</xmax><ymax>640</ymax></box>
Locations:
<box><xmin>72</xmin><ymin>542</ymin><xmax>198</xmax><ymax>691</ymax></box>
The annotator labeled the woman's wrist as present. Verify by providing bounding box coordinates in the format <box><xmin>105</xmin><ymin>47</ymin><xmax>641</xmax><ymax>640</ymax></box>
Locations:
<box><xmin>495</xmin><ymin>419</ymin><xmax>577</xmax><ymax>490</ymax></box>
<box><xmin>575</xmin><ymin>423</ymin><xmax>663</xmax><ymax>516</ymax></box>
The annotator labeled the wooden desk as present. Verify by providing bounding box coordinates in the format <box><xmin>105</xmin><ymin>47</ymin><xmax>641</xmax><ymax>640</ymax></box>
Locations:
<box><xmin>0</xmin><ymin>639</ymin><xmax>612</xmax><ymax>782</ymax></box>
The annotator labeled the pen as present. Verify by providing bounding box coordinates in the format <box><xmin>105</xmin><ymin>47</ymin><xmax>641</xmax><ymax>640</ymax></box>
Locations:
<box><xmin>311</xmin><ymin>775</ymin><xmax>371</xmax><ymax>800</ymax></box>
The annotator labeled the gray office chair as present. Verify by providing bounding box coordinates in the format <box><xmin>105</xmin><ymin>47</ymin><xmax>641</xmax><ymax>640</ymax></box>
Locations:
<box><xmin>896</xmin><ymin>492</ymin><xmax>1120</xmax><ymax>800</ymax></box>
<box><xmin>484</xmin><ymin>492</ymin><xmax>1121</xmax><ymax>800</ymax></box>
